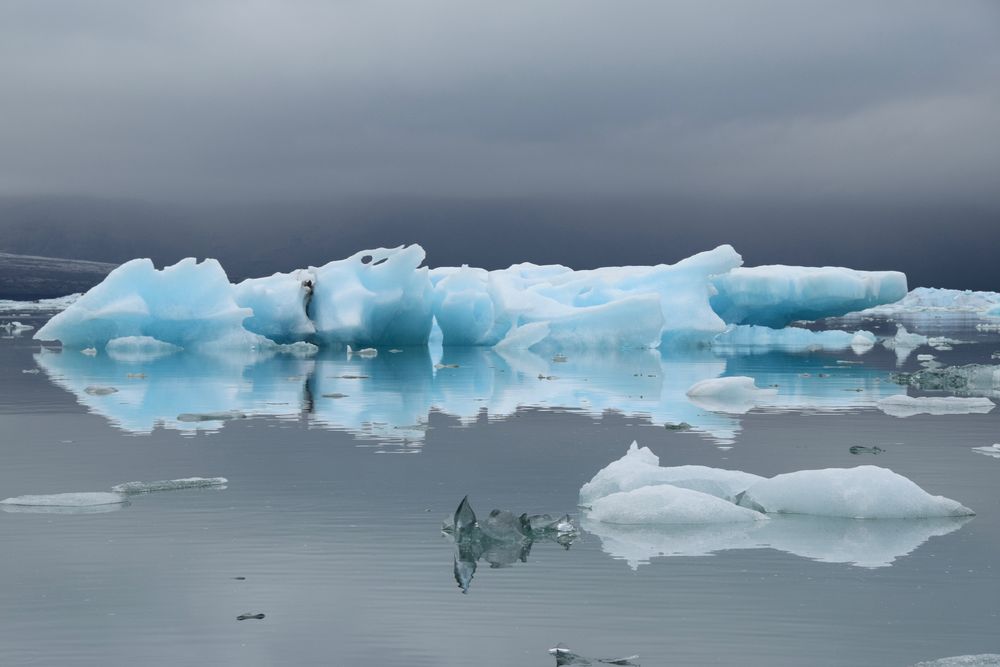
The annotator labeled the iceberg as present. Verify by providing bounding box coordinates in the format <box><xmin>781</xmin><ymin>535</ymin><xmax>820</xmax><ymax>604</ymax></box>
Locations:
<box><xmin>588</xmin><ymin>485</ymin><xmax>768</xmax><ymax>525</ymax></box>
<box><xmin>685</xmin><ymin>376</ymin><xmax>778</xmax><ymax>413</ymax></box>
<box><xmin>711</xmin><ymin>325</ymin><xmax>875</xmax><ymax>352</ymax></box>
<box><xmin>579</xmin><ymin>441</ymin><xmax>763</xmax><ymax>505</ymax></box>
<box><xmin>0</xmin><ymin>321</ymin><xmax>34</xmax><ymax>333</ymax></box>
<box><xmin>35</xmin><ymin>244</ymin><xmax>907</xmax><ymax>352</ymax></box>
<box><xmin>736</xmin><ymin>466</ymin><xmax>974</xmax><ymax>518</ymax></box>
<box><xmin>854</xmin><ymin>287</ymin><xmax>1000</xmax><ymax>317</ymax></box>
<box><xmin>709</xmin><ymin>265</ymin><xmax>907</xmax><ymax>327</ymax></box>
<box><xmin>877</xmin><ymin>395</ymin><xmax>995</xmax><ymax>417</ymax></box>
<box><xmin>110</xmin><ymin>477</ymin><xmax>228</xmax><ymax>494</ymax></box>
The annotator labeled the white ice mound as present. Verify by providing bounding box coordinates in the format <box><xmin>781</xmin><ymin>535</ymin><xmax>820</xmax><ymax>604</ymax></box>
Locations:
<box><xmin>0</xmin><ymin>492</ymin><xmax>126</xmax><ymax>507</ymax></box>
<box><xmin>579</xmin><ymin>442</ymin><xmax>763</xmax><ymax>505</ymax></box>
<box><xmin>858</xmin><ymin>287</ymin><xmax>1000</xmax><ymax>316</ymax></box>
<box><xmin>912</xmin><ymin>655</ymin><xmax>1000</xmax><ymax>667</ymax></box>
<box><xmin>111</xmin><ymin>477</ymin><xmax>228</xmax><ymax>494</ymax></box>
<box><xmin>736</xmin><ymin>466</ymin><xmax>974</xmax><ymax>519</ymax></box>
<box><xmin>709</xmin><ymin>265</ymin><xmax>907</xmax><ymax>327</ymax></box>
<box><xmin>712</xmin><ymin>325</ymin><xmax>876</xmax><ymax>351</ymax></box>
<box><xmin>685</xmin><ymin>376</ymin><xmax>778</xmax><ymax>413</ymax></box>
<box><xmin>35</xmin><ymin>244</ymin><xmax>908</xmax><ymax>351</ymax></box>
<box><xmin>877</xmin><ymin>395</ymin><xmax>995</xmax><ymax>417</ymax></box>
<box><xmin>588</xmin><ymin>485</ymin><xmax>767</xmax><ymax>525</ymax></box>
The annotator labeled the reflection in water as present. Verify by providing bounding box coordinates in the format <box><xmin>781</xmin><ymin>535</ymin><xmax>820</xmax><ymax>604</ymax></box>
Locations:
<box><xmin>442</xmin><ymin>497</ymin><xmax>578</xmax><ymax>593</ymax></box>
<box><xmin>33</xmin><ymin>345</ymin><xmax>906</xmax><ymax>447</ymax></box>
<box><xmin>582</xmin><ymin>514</ymin><xmax>970</xmax><ymax>569</ymax></box>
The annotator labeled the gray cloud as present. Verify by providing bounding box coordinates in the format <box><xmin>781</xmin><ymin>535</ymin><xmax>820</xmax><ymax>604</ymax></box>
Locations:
<box><xmin>1</xmin><ymin>0</ymin><xmax>999</xmax><ymax>201</ymax></box>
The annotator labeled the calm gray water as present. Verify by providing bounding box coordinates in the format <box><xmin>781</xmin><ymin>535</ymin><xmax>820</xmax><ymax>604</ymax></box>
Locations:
<box><xmin>1</xmin><ymin>313</ymin><xmax>999</xmax><ymax>666</ymax></box>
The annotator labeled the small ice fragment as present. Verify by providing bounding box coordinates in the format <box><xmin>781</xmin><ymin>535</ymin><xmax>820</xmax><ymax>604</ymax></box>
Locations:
<box><xmin>1</xmin><ymin>321</ymin><xmax>34</xmax><ymax>332</ymax></box>
<box><xmin>877</xmin><ymin>395</ymin><xmax>995</xmax><ymax>418</ymax></box>
<box><xmin>346</xmin><ymin>345</ymin><xmax>378</xmax><ymax>358</ymax></box>
<box><xmin>685</xmin><ymin>376</ymin><xmax>777</xmax><ymax>414</ymax></box>
<box><xmin>1</xmin><ymin>492</ymin><xmax>126</xmax><ymax>508</ymax></box>
<box><xmin>849</xmin><ymin>445</ymin><xmax>884</xmax><ymax>455</ymax></box>
<box><xmin>236</xmin><ymin>612</ymin><xmax>265</xmax><ymax>621</ymax></box>
<box><xmin>971</xmin><ymin>444</ymin><xmax>1000</xmax><ymax>459</ymax></box>
<box><xmin>664</xmin><ymin>421</ymin><xmax>692</xmax><ymax>431</ymax></box>
<box><xmin>548</xmin><ymin>643</ymin><xmax>640</xmax><ymax>666</ymax></box>
<box><xmin>917</xmin><ymin>354</ymin><xmax>935</xmax><ymax>361</ymax></box>
<box><xmin>81</xmin><ymin>347</ymin><xmax>98</xmax><ymax>356</ymax></box>
<box><xmin>176</xmin><ymin>410</ymin><xmax>246</xmax><ymax>422</ymax></box>
<box><xmin>111</xmin><ymin>477</ymin><xmax>228</xmax><ymax>494</ymax></box>
<box><xmin>84</xmin><ymin>385</ymin><xmax>118</xmax><ymax>396</ymax></box>
<box><xmin>21</xmin><ymin>369</ymin><xmax>40</xmax><ymax>374</ymax></box>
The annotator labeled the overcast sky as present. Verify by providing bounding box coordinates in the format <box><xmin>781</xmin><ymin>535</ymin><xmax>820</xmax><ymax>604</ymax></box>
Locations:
<box><xmin>1</xmin><ymin>0</ymin><xmax>999</xmax><ymax>203</ymax></box>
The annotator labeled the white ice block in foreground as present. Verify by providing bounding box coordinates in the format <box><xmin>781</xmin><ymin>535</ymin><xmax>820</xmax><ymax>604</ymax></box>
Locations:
<box><xmin>111</xmin><ymin>477</ymin><xmax>228</xmax><ymax>494</ymax></box>
<box><xmin>588</xmin><ymin>485</ymin><xmax>767</xmax><ymax>525</ymax></box>
<box><xmin>877</xmin><ymin>395</ymin><xmax>995</xmax><ymax>418</ymax></box>
<box><xmin>685</xmin><ymin>376</ymin><xmax>778</xmax><ymax>414</ymax></box>
<box><xmin>0</xmin><ymin>492</ymin><xmax>126</xmax><ymax>507</ymax></box>
<box><xmin>736</xmin><ymin>466</ymin><xmax>974</xmax><ymax>519</ymax></box>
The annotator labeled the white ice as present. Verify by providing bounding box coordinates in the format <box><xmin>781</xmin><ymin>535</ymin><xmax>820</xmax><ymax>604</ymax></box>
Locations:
<box><xmin>685</xmin><ymin>376</ymin><xmax>778</xmax><ymax>414</ymax></box>
<box><xmin>0</xmin><ymin>492</ymin><xmax>126</xmax><ymax>507</ymax></box>
<box><xmin>579</xmin><ymin>442</ymin><xmax>763</xmax><ymax>505</ymax></box>
<box><xmin>971</xmin><ymin>444</ymin><xmax>1000</xmax><ymax>459</ymax></box>
<box><xmin>587</xmin><ymin>485</ymin><xmax>767</xmax><ymax>525</ymax></box>
<box><xmin>855</xmin><ymin>287</ymin><xmax>1000</xmax><ymax>316</ymax></box>
<box><xmin>0</xmin><ymin>321</ymin><xmax>34</xmax><ymax>333</ymax></box>
<box><xmin>0</xmin><ymin>293</ymin><xmax>80</xmax><ymax>313</ymax></box>
<box><xmin>911</xmin><ymin>656</ymin><xmax>1000</xmax><ymax>667</ymax></box>
<box><xmin>877</xmin><ymin>395</ymin><xmax>995</xmax><ymax>417</ymax></box>
<box><xmin>111</xmin><ymin>477</ymin><xmax>228</xmax><ymax>493</ymax></box>
<box><xmin>711</xmin><ymin>325</ymin><xmax>875</xmax><ymax>352</ymax></box>
<box><xmin>34</xmin><ymin>244</ymin><xmax>907</xmax><ymax>351</ymax></box>
<box><xmin>736</xmin><ymin>466</ymin><xmax>974</xmax><ymax>518</ymax></box>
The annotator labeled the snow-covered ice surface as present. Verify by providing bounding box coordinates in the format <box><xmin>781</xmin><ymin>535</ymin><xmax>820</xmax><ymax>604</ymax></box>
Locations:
<box><xmin>736</xmin><ymin>466</ymin><xmax>974</xmax><ymax>518</ymax></box>
<box><xmin>33</xmin><ymin>244</ymin><xmax>907</xmax><ymax>351</ymax></box>
<box><xmin>877</xmin><ymin>395</ymin><xmax>995</xmax><ymax>418</ymax></box>
<box><xmin>110</xmin><ymin>477</ymin><xmax>228</xmax><ymax>494</ymax></box>
<box><xmin>588</xmin><ymin>484</ymin><xmax>767</xmax><ymax>525</ymax></box>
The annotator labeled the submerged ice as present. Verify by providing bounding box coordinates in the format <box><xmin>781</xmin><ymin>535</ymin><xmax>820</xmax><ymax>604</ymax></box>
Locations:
<box><xmin>34</xmin><ymin>244</ymin><xmax>908</xmax><ymax>352</ymax></box>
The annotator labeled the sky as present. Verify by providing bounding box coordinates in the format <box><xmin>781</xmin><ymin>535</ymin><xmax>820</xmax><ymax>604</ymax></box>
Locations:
<box><xmin>2</xmin><ymin>0</ymin><xmax>999</xmax><ymax>203</ymax></box>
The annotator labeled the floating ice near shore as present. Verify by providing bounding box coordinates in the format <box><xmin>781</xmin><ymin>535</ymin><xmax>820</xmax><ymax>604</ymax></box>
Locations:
<box><xmin>685</xmin><ymin>376</ymin><xmax>778</xmax><ymax>414</ymax></box>
<box><xmin>736</xmin><ymin>466</ymin><xmax>974</xmax><ymax>518</ymax></box>
<box><xmin>971</xmin><ymin>444</ymin><xmax>1000</xmax><ymax>459</ymax></box>
<box><xmin>582</xmin><ymin>444</ymin><xmax>973</xmax><ymax>524</ymax></box>
<box><xmin>34</xmin><ymin>244</ymin><xmax>907</xmax><ymax>351</ymax></box>
<box><xmin>579</xmin><ymin>442</ymin><xmax>763</xmax><ymax>504</ymax></box>
<box><xmin>0</xmin><ymin>321</ymin><xmax>34</xmax><ymax>333</ymax></box>
<box><xmin>110</xmin><ymin>477</ymin><xmax>228</xmax><ymax>494</ymax></box>
<box><xmin>877</xmin><ymin>395</ymin><xmax>995</xmax><ymax>417</ymax></box>
<box><xmin>0</xmin><ymin>492</ymin><xmax>127</xmax><ymax>510</ymax></box>
<box><xmin>911</xmin><ymin>656</ymin><xmax>1000</xmax><ymax>667</ymax></box>
<box><xmin>855</xmin><ymin>287</ymin><xmax>1000</xmax><ymax>317</ymax></box>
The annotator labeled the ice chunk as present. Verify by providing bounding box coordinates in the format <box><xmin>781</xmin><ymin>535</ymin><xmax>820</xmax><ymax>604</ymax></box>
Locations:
<box><xmin>877</xmin><ymin>395</ymin><xmax>995</xmax><ymax>417</ymax></box>
<box><xmin>892</xmin><ymin>364</ymin><xmax>1000</xmax><ymax>399</ymax></box>
<box><xmin>0</xmin><ymin>293</ymin><xmax>81</xmax><ymax>313</ymax></box>
<box><xmin>736</xmin><ymin>466</ymin><xmax>974</xmax><ymax>518</ymax></box>
<box><xmin>856</xmin><ymin>287</ymin><xmax>1000</xmax><ymax>316</ymax></box>
<box><xmin>911</xmin><ymin>656</ymin><xmax>1000</xmax><ymax>667</ymax></box>
<box><xmin>971</xmin><ymin>444</ymin><xmax>1000</xmax><ymax>459</ymax></box>
<box><xmin>1</xmin><ymin>492</ymin><xmax>127</xmax><ymax>510</ymax></box>
<box><xmin>579</xmin><ymin>441</ymin><xmax>763</xmax><ymax>505</ymax></box>
<box><xmin>712</xmin><ymin>325</ymin><xmax>876</xmax><ymax>351</ymax></box>
<box><xmin>111</xmin><ymin>477</ymin><xmax>228</xmax><ymax>494</ymax></box>
<box><xmin>710</xmin><ymin>265</ymin><xmax>907</xmax><ymax>327</ymax></box>
<box><xmin>548</xmin><ymin>644</ymin><xmax>639</xmax><ymax>666</ymax></box>
<box><xmin>685</xmin><ymin>376</ymin><xmax>778</xmax><ymax>413</ymax></box>
<box><xmin>105</xmin><ymin>335</ymin><xmax>182</xmax><ymax>361</ymax></box>
<box><xmin>0</xmin><ymin>321</ymin><xmax>34</xmax><ymax>332</ymax></box>
<box><xmin>588</xmin><ymin>485</ymin><xmax>767</xmax><ymax>525</ymax></box>
<box><xmin>883</xmin><ymin>324</ymin><xmax>929</xmax><ymax>350</ymax></box>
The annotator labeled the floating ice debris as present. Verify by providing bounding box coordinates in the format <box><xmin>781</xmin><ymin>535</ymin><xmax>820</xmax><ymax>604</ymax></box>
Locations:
<box><xmin>322</xmin><ymin>392</ymin><xmax>349</xmax><ymax>399</ymax></box>
<box><xmin>589</xmin><ymin>485</ymin><xmax>767</xmax><ymax>525</ymax></box>
<box><xmin>911</xmin><ymin>655</ymin><xmax>1000</xmax><ymax>667</ymax></box>
<box><xmin>917</xmin><ymin>354</ymin><xmax>935</xmax><ymax>361</ymax></box>
<box><xmin>892</xmin><ymin>364</ymin><xmax>1000</xmax><ymax>399</ymax></box>
<box><xmin>176</xmin><ymin>410</ymin><xmax>246</xmax><ymax>422</ymax></box>
<box><xmin>877</xmin><ymin>395</ymin><xmax>995</xmax><ymax>417</ymax></box>
<box><xmin>735</xmin><ymin>466</ymin><xmax>974</xmax><ymax>519</ymax></box>
<box><xmin>84</xmin><ymin>385</ymin><xmax>118</xmax><ymax>396</ymax></box>
<box><xmin>711</xmin><ymin>325</ymin><xmax>876</xmax><ymax>352</ymax></box>
<box><xmin>21</xmin><ymin>368</ymin><xmax>40</xmax><ymax>374</ymax></box>
<box><xmin>548</xmin><ymin>643</ymin><xmax>640</xmax><ymax>666</ymax></box>
<box><xmin>685</xmin><ymin>376</ymin><xmax>778</xmax><ymax>414</ymax></box>
<box><xmin>81</xmin><ymin>347</ymin><xmax>97</xmax><ymax>356</ymax></box>
<box><xmin>236</xmin><ymin>612</ymin><xmax>265</xmax><ymax>621</ymax></box>
<box><xmin>664</xmin><ymin>421</ymin><xmax>692</xmax><ymax>431</ymax></box>
<box><xmin>883</xmin><ymin>324</ymin><xmax>928</xmax><ymax>350</ymax></box>
<box><xmin>579</xmin><ymin>442</ymin><xmax>763</xmax><ymax>505</ymax></box>
<box><xmin>849</xmin><ymin>445</ymin><xmax>884</xmax><ymax>455</ymax></box>
<box><xmin>971</xmin><ymin>444</ymin><xmax>1000</xmax><ymax>459</ymax></box>
<box><xmin>0</xmin><ymin>321</ymin><xmax>34</xmax><ymax>333</ymax></box>
<box><xmin>0</xmin><ymin>293</ymin><xmax>81</xmax><ymax>313</ymax></box>
<box><xmin>110</xmin><ymin>477</ymin><xmax>228</xmax><ymax>494</ymax></box>
<box><xmin>347</xmin><ymin>345</ymin><xmax>378</xmax><ymax>358</ymax></box>
<box><xmin>0</xmin><ymin>492</ymin><xmax>127</xmax><ymax>509</ymax></box>
<box><xmin>853</xmin><ymin>286</ymin><xmax>1000</xmax><ymax>316</ymax></box>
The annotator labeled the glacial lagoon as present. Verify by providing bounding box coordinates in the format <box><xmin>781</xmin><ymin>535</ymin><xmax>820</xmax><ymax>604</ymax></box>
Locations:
<box><xmin>1</xmin><ymin>313</ymin><xmax>1000</xmax><ymax>666</ymax></box>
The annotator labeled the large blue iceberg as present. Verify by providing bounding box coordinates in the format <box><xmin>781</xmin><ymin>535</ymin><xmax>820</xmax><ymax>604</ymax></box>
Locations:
<box><xmin>35</xmin><ymin>244</ymin><xmax>907</xmax><ymax>352</ymax></box>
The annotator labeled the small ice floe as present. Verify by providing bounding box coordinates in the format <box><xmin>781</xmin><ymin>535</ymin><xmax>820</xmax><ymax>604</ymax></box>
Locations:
<box><xmin>877</xmin><ymin>395</ymin><xmax>995</xmax><ymax>418</ymax></box>
<box><xmin>236</xmin><ymin>612</ymin><xmax>265</xmax><ymax>621</ymax></box>
<box><xmin>589</xmin><ymin>485</ymin><xmax>767</xmax><ymax>525</ymax></box>
<box><xmin>971</xmin><ymin>444</ymin><xmax>1000</xmax><ymax>459</ymax></box>
<box><xmin>663</xmin><ymin>421</ymin><xmax>692</xmax><ymax>431</ymax></box>
<box><xmin>434</xmin><ymin>363</ymin><xmax>459</xmax><ymax>369</ymax></box>
<box><xmin>917</xmin><ymin>354</ymin><xmax>935</xmax><ymax>361</ymax></box>
<box><xmin>111</xmin><ymin>477</ymin><xmax>228</xmax><ymax>494</ymax></box>
<box><xmin>388</xmin><ymin>348</ymin><xmax>403</xmax><ymax>353</ymax></box>
<box><xmin>81</xmin><ymin>347</ymin><xmax>98</xmax><ymax>356</ymax></box>
<box><xmin>735</xmin><ymin>466</ymin><xmax>974</xmax><ymax>519</ymax></box>
<box><xmin>911</xmin><ymin>655</ymin><xmax>1000</xmax><ymax>666</ymax></box>
<box><xmin>0</xmin><ymin>492</ymin><xmax>128</xmax><ymax>514</ymax></box>
<box><xmin>21</xmin><ymin>368</ymin><xmax>40</xmax><ymax>374</ymax></box>
<box><xmin>346</xmin><ymin>345</ymin><xmax>377</xmax><ymax>358</ymax></box>
<box><xmin>176</xmin><ymin>410</ymin><xmax>246</xmax><ymax>422</ymax></box>
<box><xmin>849</xmin><ymin>445</ymin><xmax>884</xmax><ymax>455</ymax></box>
<box><xmin>685</xmin><ymin>376</ymin><xmax>777</xmax><ymax>414</ymax></box>
<box><xmin>0</xmin><ymin>321</ymin><xmax>34</xmax><ymax>333</ymax></box>
<box><xmin>548</xmin><ymin>643</ymin><xmax>640</xmax><ymax>666</ymax></box>
<box><xmin>84</xmin><ymin>385</ymin><xmax>118</xmax><ymax>396</ymax></box>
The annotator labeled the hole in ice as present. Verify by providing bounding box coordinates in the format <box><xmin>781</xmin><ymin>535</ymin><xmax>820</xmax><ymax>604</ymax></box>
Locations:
<box><xmin>372</xmin><ymin>257</ymin><xmax>388</xmax><ymax>266</ymax></box>
<box><xmin>360</xmin><ymin>255</ymin><xmax>373</xmax><ymax>264</ymax></box>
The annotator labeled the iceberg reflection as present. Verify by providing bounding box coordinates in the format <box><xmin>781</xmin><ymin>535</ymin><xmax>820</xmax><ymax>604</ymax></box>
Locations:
<box><xmin>582</xmin><ymin>514</ymin><xmax>970</xmax><ymax>570</ymax></box>
<box><xmin>33</xmin><ymin>345</ymin><xmax>905</xmax><ymax>446</ymax></box>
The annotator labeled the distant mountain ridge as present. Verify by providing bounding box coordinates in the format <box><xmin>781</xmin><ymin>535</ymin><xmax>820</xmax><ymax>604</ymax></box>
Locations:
<box><xmin>0</xmin><ymin>251</ymin><xmax>117</xmax><ymax>300</ymax></box>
